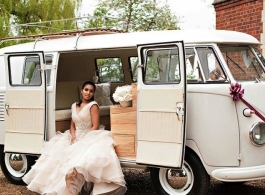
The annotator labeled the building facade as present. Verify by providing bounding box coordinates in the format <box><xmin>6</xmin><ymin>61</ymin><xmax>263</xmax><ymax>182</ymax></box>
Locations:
<box><xmin>213</xmin><ymin>0</ymin><xmax>265</xmax><ymax>54</ymax></box>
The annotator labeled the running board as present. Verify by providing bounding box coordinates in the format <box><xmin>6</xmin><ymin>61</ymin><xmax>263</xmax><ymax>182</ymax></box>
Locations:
<box><xmin>119</xmin><ymin>158</ymin><xmax>146</xmax><ymax>169</ymax></box>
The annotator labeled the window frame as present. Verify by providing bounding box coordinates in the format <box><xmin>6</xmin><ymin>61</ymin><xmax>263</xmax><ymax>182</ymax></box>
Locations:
<box><xmin>142</xmin><ymin>46</ymin><xmax>181</xmax><ymax>85</ymax></box>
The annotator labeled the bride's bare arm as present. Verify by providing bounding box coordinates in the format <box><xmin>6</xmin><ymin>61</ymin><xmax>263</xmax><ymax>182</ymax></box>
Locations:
<box><xmin>90</xmin><ymin>104</ymin><xmax>100</xmax><ymax>130</ymax></box>
<box><xmin>70</xmin><ymin>119</ymin><xmax>76</xmax><ymax>142</ymax></box>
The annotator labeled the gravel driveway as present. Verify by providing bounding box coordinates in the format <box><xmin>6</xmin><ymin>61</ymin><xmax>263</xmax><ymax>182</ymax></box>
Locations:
<box><xmin>1</xmin><ymin>168</ymin><xmax>265</xmax><ymax>195</ymax></box>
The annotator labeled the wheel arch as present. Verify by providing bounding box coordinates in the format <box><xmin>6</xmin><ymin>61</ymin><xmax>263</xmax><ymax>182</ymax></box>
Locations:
<box><xmin>185</xmin><ymin>140</ymin><xmax>211</xmax><ymax>175</ymax></box>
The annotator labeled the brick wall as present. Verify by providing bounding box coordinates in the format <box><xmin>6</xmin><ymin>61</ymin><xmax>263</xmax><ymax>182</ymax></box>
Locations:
<box><xmin>214</xmin><ymin>0</ymin><xmax>263</xmax><ymax>41</ymax></box>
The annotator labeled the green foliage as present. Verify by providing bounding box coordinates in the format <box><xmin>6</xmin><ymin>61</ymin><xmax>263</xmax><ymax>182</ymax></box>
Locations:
<box><xmin>187</xmin><ymin>69</ymin><xmax>196</xmax><ymax>79</ymax></box>
<box><xmin>89</xmin><ymin>0</ymin><xmax>180</xmax><ymax>32</ymax></box>
<box><xmin>26</xmin><ymin>62</ymin><xmax>36</xmax><ymax>83</ymax></box>
<box><xmin>96</xmin><ymin>58</ymin><xmax>124</xmax><ymax>82</ymax></box>
<box><xmin>0</xmin><ymin>0</ymin><xmax>81</xmax><ymax>47</ymax></box>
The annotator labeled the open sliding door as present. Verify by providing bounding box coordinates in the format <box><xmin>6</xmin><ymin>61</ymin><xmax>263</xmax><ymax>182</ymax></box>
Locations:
<box><xmin>4</xmin><ymin>52</ymin><xmax>47</xmax><ymax>154</ymax></box>
<box><xmin>136</xmin><ymin>42</ymin><xmax>186</xmax><ymax>168</ymax></box>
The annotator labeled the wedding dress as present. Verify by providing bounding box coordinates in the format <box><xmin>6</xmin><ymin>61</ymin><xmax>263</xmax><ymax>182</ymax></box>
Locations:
<box><xmin>23</xmin><ymin>101</ymin><xmax>126</xmax><ymax>195</ymax></box>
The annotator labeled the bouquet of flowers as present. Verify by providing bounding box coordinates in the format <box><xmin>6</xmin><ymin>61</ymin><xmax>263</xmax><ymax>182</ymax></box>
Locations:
<box><xmin>112</xmin><ymin>85</ymin><xmax>133</xmax><ymax>103</ymax></box>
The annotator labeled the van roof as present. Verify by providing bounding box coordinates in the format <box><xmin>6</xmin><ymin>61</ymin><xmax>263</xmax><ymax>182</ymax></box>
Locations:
<box><xmin>0</xmin><ymin>30</ymin><xmax>260</xmax><ymax>54</ymax></box>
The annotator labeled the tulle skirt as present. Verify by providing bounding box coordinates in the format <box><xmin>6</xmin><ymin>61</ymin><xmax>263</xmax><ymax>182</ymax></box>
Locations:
<box><xmin>23</xmin><ymin>129</ymin><xmax>127</xmax><ymax>195</ymax></box>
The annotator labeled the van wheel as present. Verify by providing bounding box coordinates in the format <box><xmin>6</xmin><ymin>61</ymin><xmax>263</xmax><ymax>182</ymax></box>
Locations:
<box><xmin>0</xmin><ymin>146</ymin><xmax>37</xmax><ymax>185</ymax></box>
<box><xmin>150</xmin><ymin>150</ymin><xmax>210</xmax><ymax>195</ymax></box>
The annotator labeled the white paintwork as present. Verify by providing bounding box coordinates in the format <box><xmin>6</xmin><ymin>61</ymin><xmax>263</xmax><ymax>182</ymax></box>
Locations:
<box><xmin>136</xmin><ymin>42</ymin><xmax>186</xmax><ymax>168</ymax></box>
<box><xmin>4</xmin><ymin>52</ymin><xmax>46</xmax><ymax>154</ymax></box>
<box><xmin>186</xmin><ymin>84</ymin><xmax>240</xmax><ymax>166</ymax></box>
<box><xmin>0</xmin><ymin>30</ymin><xmax>260</xmax><ymax>55</ymax></box>
<box><xmin>212</xmin><ymin>165</ymin><xmax>265</xmax><ymax>182</ymax></box>
<box><xmin>0</xmin><ymin>29</ymin><xmax>265</xmax><ymax>185</ymax></box>
<box><xmin>4</xmin><ymin>89</ymin><xmax>45</xmax><ymax>154</ymax></box>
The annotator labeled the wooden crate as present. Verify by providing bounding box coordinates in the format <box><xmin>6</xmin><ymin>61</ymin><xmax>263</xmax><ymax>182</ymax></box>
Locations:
<box><xmin>56</xmin><ymin>120</ymin><xmax>71</xmax><ymax>132</ymax></box>
<box><xmin>112</xmin><ymin>134</ymin><xmax>136</xmax><ymax>158</ymax></box>
<box><xmin>110</xmin><ymin>83</ymin><xmax>137</xmax><ymax>159</ymax></box>
<box><xmin>110</xmin><ymin>106</ymin><xmax>136</xmax><ymax>134</ymax></box>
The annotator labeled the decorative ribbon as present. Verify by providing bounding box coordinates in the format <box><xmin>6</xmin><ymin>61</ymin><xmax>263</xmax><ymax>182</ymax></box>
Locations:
<box><xmin>229</xmin><ymin>82</ymin><xmax>265</xmax><ymax>122</ymax></box>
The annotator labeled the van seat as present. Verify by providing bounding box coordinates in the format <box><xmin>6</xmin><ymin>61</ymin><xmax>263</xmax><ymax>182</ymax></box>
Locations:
<box><xmin>55</xmin><ymin>81</ymin><xmax>111</xmax><ymax>131</ymax></box>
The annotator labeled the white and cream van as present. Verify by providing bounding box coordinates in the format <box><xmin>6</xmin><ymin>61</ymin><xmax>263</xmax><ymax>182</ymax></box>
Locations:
<box><xmin>0</xmin><ymin>29</ymin><xmax>265</xmax><ymax>195</ymax></box>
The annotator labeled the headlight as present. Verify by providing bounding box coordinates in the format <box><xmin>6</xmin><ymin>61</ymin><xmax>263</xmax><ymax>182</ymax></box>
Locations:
<box><xmin>249</xmin><ymin>122</ymin><xmax>265</xmax><ymax>146</ymax></box>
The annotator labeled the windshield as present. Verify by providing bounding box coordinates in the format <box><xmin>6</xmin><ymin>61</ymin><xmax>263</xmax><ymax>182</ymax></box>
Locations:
<box><xmin>220</xmin><ymin>45</ymin><xmax>265</xmax><ymax>82</ymax></box>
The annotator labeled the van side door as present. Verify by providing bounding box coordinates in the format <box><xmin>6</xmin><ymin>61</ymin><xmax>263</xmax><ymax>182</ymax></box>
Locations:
<box><xmin>136</xmin><ymin>42</ymin><xmax>187</xmax><ymax>168</ymax></box>
<box><xmin>4</xmin><ymin>52</ymin><xmax>46</xmax><ymax>154</ymax></box>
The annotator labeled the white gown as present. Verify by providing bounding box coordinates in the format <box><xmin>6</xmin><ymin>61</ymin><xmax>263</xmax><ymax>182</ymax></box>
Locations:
<box><xmin>23</xmin><ymin>101</ymin><xmax>127</xmax><ymax>195</ymax></box>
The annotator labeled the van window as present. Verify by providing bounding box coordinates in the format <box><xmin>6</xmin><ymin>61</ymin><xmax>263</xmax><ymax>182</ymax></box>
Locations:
<box><xmin>185</xmin><ymin>48</ymin><xmax>203</xmax><ymax>83</ymax></box>
<box><xmin>196</xmin><ymin>47</ymin><xmax>226</xmax><ymax>82</ymax></box>
<box><xmin>129</xmin><ymin>57</ymin><xmax>138</xmax><ymax>82</ymax></box>
<box><xmin>130</xmin><ymin>48</ymin><xmax>204</xmax><ymax>83</ymax></box>
<box><xmin>8</xmin><ymin>54</ymin><xmax>52</xmax><ymax>86</ymax></box>
<box><xmin>144</xmin><ymin>47</ymin><xmax>180</xmax><ymax>83</ymax></box>
<box><xmin>8</xmin><ymin>55</ymin><xmax>42</xmax><ymax>86</ymax></box>
<box><xmin>96</xmin><ymin>58</ymin><xmax>124</xmax><ymax>82</ymax></box>
<box><xmin>220</xmin><ymin>46</ymin><xmax>265</xmax><ymax>81</ymax></box>
<box><xmin>45</xmin><ymin>55</ymin><xmax>52</xmax><ymax>85</ymax></box>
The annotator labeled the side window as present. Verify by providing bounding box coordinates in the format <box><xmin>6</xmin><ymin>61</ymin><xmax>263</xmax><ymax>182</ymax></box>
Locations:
<box><xmin>185</xmin><ymin>48</ymin><xmax>203</xmax><ymax>83</ymax></box>
<box><xmin>8</xmin><ymin>55</ymin><xmax>42</xmax><ymax>86</ymax></box>
<box><xmin>130</xmin><ymin>48</ymin><xmax>204</xmax><ymax>83</ymax></box>
<box><xmin>45</xmin><ymin>55</ymin><xmax>52</xmax><ymax>85</ymax></box>
<box><xmin>23</xmin><ymin>57</ymin><xmax>41</xmax><ymax>85</ymax></box>
<box><xmin>196</xmin><ymin>47</ymin><xmax>226</xmax><ymax>81</ymax></box>
<box><xmin>96</xmin><ymin>58</ymin><xmax>124</xmax><ymax>82</ymax></box>
<box><xmin>144</xmin><ymin>47</ymin><xmax>180</xmax><ymax>83</ymax></box>
<box><xmin>129</xmin><ymin>57</ymin><xmax>138</xmax><ymax>82</ymax></box>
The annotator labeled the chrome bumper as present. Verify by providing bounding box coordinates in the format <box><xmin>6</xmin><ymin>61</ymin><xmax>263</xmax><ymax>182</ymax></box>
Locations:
<box><xmin>211</xmin><ymin>165</ymin><xmax>265</xmax><ymax>182</ymax></box>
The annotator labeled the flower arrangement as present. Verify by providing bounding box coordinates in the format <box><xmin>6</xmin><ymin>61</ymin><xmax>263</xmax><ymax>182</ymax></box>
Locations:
<box><xmin>112</xmin><ymin>85</ymin><xmax>133</xmax><ymax>103</ymax></box>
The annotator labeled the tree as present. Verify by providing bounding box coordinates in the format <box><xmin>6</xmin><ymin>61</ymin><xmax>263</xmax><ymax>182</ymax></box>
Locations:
<box><xmin>0</xmin><ymin>0</ymin><xmax>81</xmax><ymax>47</ymax></box>
<box><xmin>87</xmin><ymin>0</ymin><xmax>180</xmax><ymax>32</ymax></box>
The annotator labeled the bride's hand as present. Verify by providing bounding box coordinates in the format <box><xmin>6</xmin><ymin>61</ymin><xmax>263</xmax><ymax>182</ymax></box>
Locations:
<box><xmin>71</xmin><ymin>135</ymin><xmax>76</xmax><ymax>144</ymax></box>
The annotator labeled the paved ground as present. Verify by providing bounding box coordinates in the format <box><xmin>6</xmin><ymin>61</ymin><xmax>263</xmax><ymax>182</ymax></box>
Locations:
<box><xmin>1</xmin><ymin>168</ymin><xmax>265</xmax><ymax>195</ymax></box>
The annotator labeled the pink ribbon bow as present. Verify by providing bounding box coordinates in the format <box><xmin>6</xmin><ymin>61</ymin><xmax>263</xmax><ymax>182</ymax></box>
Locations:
<box><xmin>229</xmin><ymin>82</ymin><xmax>265</xmax><ymax>122</ymax></box>
<box><xmin>229</xmin><ymin>82</ymin><xmax>244</xmax><ymax>101</ymax></box>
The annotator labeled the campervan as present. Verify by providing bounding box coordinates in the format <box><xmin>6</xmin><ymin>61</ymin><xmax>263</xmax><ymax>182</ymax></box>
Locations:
<box><xmin>1</xmin><ymin>29</ymin><xmax>265</xmax><ymax>195</ymax></box>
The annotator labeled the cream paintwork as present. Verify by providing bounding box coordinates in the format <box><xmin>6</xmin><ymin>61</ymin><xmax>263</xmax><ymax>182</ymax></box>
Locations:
<box><xmin>136</xmin><ymin>42</ymin><xmax>186</xmax><ymax>168</ymax></box>
<box><xmin>4</xmin><ymin>89</ymin><xmax>45</xmax><ymax>154</ymax></box>
<box><xmin>212</xmin><ymin>165</ymin><xmax>265</xmax><ymax>182</ymax></box>
<box><xmin>0</xmin><ymin>92</ymin><xmax>4</xmax><ymax>145</ymax></box>
<box><xmin>0</xmin><ymin>30</ymin><xmax>259</xmax><ymax>55</ymax></box>
<box><xmin>4</xmin><ymin>52</ymin><xmax>46</xmax><ymax>154</ymax></box>
<box><xmin>186</xmin><ymin>84</ymin><xmax>240</xmax><ymax>166</ymax></box>
<box><xmin>136</xmin><ymin>88</ymin><xmax>185</xmax><ymax>168</ymax></box>
<box><xmin>1</xmin><ymin>30</ymin><xmax>265</xmax><ymax>185</ymax></box>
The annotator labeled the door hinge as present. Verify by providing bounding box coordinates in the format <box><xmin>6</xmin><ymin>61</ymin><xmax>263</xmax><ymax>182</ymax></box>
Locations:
<box><xmin>238</xmin><ymin>153</ymin><xmax>242</xmax><ymax>161</ymax></box>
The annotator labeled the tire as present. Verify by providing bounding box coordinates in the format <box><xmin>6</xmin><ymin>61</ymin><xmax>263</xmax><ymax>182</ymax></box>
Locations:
<box><xmin>0</xmin><ymin>145</ymin><xmax>37</xmax><ymax>185</ymax></box>
<box><xmin>150</xmin><ymin>149</ymin><xmax>210</xmax><ymax>195</ymax></box>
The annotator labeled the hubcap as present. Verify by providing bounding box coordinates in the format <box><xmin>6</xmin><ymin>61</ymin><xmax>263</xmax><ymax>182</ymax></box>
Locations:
<box><xmin>4</xmin><ymin>153</ymin><xmax>28</xmax><ymax>177</ymax></box>
<box><xmin>159</xmin><ymin>162</ymin><xmax>194</xmax><ymax>195</ymax></box>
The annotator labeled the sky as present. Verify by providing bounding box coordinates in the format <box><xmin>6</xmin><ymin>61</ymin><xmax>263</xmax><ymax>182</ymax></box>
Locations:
<box><xmin>80</xmin><ymin>0</ymin><xmax>215</xmax><ymax>30</ymax></box>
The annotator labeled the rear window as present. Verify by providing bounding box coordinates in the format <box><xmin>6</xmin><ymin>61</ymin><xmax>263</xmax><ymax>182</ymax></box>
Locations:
<box><xmin>96</xmin><ymin>57</ymin><xmax>124</xmax><ymax>82</ymax></box>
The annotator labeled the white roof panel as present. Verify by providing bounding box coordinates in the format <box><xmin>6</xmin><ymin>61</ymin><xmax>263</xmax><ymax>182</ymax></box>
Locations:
<box><xmin>0</xmin><ymin>30</ymin><xmax>260</xmax><ymax>55</ymax></box>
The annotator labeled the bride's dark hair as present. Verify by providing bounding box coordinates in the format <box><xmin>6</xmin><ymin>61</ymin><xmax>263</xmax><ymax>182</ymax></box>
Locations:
<box><xmin>77</xmin><ymin>81</ymin><xmax>96</xmax><ymax>107</ymax></box>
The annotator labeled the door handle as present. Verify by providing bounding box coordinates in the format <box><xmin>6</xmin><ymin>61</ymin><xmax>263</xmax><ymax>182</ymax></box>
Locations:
<box><xmin>176</xmin><ymin>102</ymin><xmax>184</xmax><ymax>121</ymax></box>
<box><xmin>5</xmin><ymin>103</ymin><xmax>9</xmax><ymax>115</ymax></box>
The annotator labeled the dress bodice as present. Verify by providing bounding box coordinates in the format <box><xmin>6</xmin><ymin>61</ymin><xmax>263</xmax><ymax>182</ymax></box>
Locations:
<box><xmin>71</xmin><ymin>101</ymin><xmax>98</xmax><ymax>131</ymax></box>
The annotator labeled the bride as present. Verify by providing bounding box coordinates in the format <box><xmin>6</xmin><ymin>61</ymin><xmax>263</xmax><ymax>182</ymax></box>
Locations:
<box><xmin>23</xmin><ymin>81</ymin><xmax>127</xmax><ymax>195</ymax></box>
